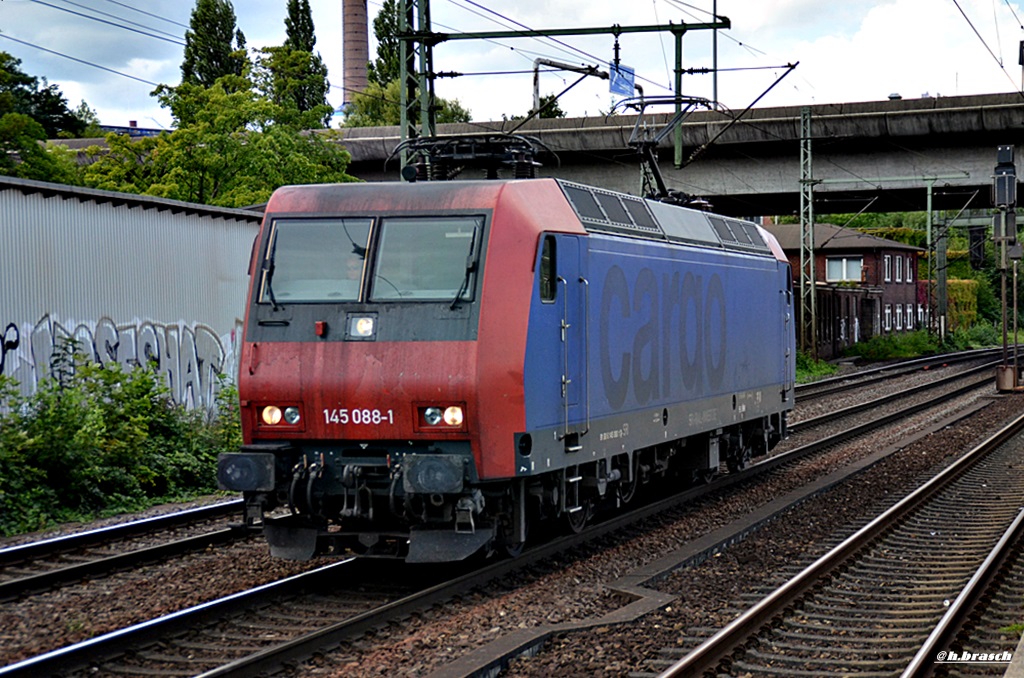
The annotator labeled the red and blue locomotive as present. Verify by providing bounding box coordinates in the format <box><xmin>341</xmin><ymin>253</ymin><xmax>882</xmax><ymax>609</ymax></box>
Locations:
<box><xmin>218</xmin><ymin>174</ymin><xmax>795</xmax><ymax>562</ymax></box>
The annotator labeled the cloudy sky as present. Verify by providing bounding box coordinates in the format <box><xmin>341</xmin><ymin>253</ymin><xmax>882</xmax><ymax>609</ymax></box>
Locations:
<box><xmin>1</xmin><ymin>0</ymin><xmax>1023</xmax><ymax>130</ymax></box>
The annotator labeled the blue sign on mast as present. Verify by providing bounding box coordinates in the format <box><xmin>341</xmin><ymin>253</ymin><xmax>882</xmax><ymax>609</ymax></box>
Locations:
<box><xmin>609</xmin><ymin>63</ymin><xmax>635</xmax><ymax>97</ymax></box>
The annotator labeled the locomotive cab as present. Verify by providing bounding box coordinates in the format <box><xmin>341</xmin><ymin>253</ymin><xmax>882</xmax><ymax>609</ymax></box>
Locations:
<box><xmin>219</xmin><ymin>182</ymin><xmax>532</xmax><ymax>562</ymax></box>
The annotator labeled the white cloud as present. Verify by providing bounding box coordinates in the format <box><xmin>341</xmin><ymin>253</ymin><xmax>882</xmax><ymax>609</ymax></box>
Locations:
<box><xmin>0</xmin><ymin>0</ymin><xmax>1021</xmax><ymax>128</ymax></box>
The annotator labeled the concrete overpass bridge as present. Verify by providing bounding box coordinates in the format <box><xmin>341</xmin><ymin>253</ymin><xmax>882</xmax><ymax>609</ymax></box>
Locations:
<box><xmin>337</xmin><ymin>92</ymin><xmax>1024</xmax><ymax>218</ymax></box>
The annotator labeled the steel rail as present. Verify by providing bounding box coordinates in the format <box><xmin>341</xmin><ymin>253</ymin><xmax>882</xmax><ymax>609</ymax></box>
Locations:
<box><xmin>657</xmin><ymin>408</ymin><xmax>1024</xmax><ymax>678</ymax></box>
<box><xmin>0</xmin><ymin>559</ymin><xmax>358</xmax><ymax>677</ymax></box>
<box><xmin>900</xmin><ymin>507</ymin><xmax>1024</xmax><ymax>677</ymax></box>
<box><xmin>0</xmin><ymin>499</ymin><xmax>245</xmax><ymax>566</ymax></box>
<box><xmin>1</xmin><ymin>375</ymin><xmax>994</xmax><ymax>677</ymax></box>
<box><xmin>790</xmin><ymin>360</ymin><xmax>999</xmax><ymax>432</ymax></box>
<box><xmin>795</xmin><ymin>347</ymin><xmax>1002</xmax><ymax>399</ymax></box>
<box><xmin>205</xmin><ymin>372</ymin><xmax>991</xmax><ymax>678</ymax></box>
<box><xmin>131</xmin><ymin>376</ymin><xmax>1000</xmax><ymax>678</ymax></box>
<box><xmin>0</xmin><ymin>526</ymin><xmax>247</xmax><ymax>601</ymax></box>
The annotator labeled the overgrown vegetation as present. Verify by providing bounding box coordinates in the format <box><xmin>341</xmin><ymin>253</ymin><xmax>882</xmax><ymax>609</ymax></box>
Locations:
<box><xmin>0</xmin><ymin>344</ymin><xmax>240</xmax><ymax>536</ymax></box>
<box><xmin>841</xmin><ymin>325</ymin><xmax>1008</xmax><ymax>362</ymax></box>
<box><xmin>842</xmin><ymin>330</ymin><xmax>941</xmax><ymax>361</ymax></box>
<box><xmin>799</xmin><ymin>323</ymin><xmax>1011</xmax><ymax>381</ymax></box>
<box><xmin>795</xmin><ymin>351</ymin><xmax>839</xmax><ymax>382</ymax></box>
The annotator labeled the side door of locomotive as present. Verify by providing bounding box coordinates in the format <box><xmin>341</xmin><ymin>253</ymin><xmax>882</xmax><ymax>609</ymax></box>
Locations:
<box><xmin>556</xmin><ymin>234</ymin><xmax>589</xmax><ymax>450</ymax></box>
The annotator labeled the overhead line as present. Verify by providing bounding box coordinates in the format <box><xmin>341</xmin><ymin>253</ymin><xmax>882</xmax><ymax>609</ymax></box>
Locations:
<box><xmin>446</xmin><ymin>0</ymin><xmax>676</xmax><ymax>94</ymax></box>
<box><xmin>49</xmin><ymin>0</ymin><xmax>183</xmax><ymax>41</ymax></box>
<box><xmin>28</xmin><ymin>0</ymin><xmax>185</xmax><ymax>46</ymax></box>
<box><xmin>0</xmin><ymin>33</ymin><xmax>161</xmax><ymax>87</ymax></box>
<box><xmin>950</xmin><ymin>0</ymin><xmax>1023</xmax><ymax>95</ymax></box>
<box><xmin>951</xmin><ymin>0</ymin><xmax>1005</xmax><ymax>68</ymax></box>
<box><xmin>99</xmin><ymin>0</ymin><xmax>189</xmax><ymax>29</ymax></box>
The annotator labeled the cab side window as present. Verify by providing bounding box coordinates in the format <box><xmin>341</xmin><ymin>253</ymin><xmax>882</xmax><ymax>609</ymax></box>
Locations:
<box><xmin>540</xmin><ymin>235</ymin><xmax>556</xmax><ymax>302</ymax></box>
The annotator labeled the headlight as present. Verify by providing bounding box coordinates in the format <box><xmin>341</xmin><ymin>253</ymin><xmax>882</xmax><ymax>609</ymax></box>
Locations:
<box><xmin>420</xmin><ymin>405</ymin><xmax>465</xmax><ymax>429</ymax></box>
<box><xmin>260</xmin><ymin>405</ymin><xmax>301</xmax><ymax>427</ymax></box>
<box><xmin>443</xmin><ymin>406</ymin><xmax>464</xmax><ymax>426</ymax></box>
<box><xmin>347</xmin><ymin>314</ymin><xmax>376</xmax><ymax>339</ymax></box>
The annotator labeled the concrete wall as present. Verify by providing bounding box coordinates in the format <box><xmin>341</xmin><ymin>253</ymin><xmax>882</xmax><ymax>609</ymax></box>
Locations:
<box><xmin>336</xmin><ymin>92</ymin><xmax>1024</xmax><ymax>215</ymax></box>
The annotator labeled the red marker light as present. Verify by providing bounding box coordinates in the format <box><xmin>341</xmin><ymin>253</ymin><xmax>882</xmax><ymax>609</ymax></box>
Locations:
<box><xmin>315</xmin><ymin>321</ymin><xmax>327</xmax><ymax>337</ymax></box>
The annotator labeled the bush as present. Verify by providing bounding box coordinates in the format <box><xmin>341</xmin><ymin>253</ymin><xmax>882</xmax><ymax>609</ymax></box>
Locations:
<box><xmin>946</xmin><ymin>323</ymin><xmax>1001</xmax><ymax>350</ymax></box>
<box><xmin>795</xmin><ymin>351</ymin><xmax>839</xmax><ymax>383</ymax></box>
<box><xmin>843</xmin><ymin>330</ymin><xmax>941</xmax><ymax>361</ymax></box>
<box><xmin>0</xmin><ymin>344</ymin><xmax>240</xmax><ymax>536</ymax></box>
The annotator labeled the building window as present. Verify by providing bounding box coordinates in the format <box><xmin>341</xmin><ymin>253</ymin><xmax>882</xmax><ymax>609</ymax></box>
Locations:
<box><xmin>906</xmin><ymin>304</ymin><xmax>914</xmax><ymax>330</ymax></box>
<box><xmin>884</xmin><ymin>304</ymin><xmax>892</xmax><ymax>331</ymax></box>
<box><xmin>896</xmin><ymin>255</ymin><xmax>903</xmax><ymax>283</ymax></box>
<box><xmin>906</xmin><ymin>256</ymin><xmax>914</xmax><ymax>283</ymax></box>
<box><xmin>884</xmin><ymin>254</ymin><xmax>892</xmax><ymax>282</ymax></box>
<box><xmin>826</xmin><ymin>256</ymin><xmax>863</xmax><ymax>282</ymax></box>
<box><xmin>895</xmin><ymin>303</ymin><xmax>903</xmax><ymax>330</ymax></box>
<box><xmin>917</xmin><ymin>304</ymin><xmax>925</xmax><ymax>325</ymax></box>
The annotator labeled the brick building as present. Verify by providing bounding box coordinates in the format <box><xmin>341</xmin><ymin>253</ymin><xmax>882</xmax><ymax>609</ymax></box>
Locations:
<box><xmin>763</xmin><ymin>223</ymin><xmax>923</xmax><ymax>359</ymax></box>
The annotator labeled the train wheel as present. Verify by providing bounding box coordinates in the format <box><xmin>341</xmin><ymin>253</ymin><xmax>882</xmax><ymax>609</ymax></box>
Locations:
<box><xmin>503</xmin><ymin>535</ymin><xmax>526</xmax><ymax>558</ymax></box>
<box><xmin>616</xmin><ymin>454</ymin><xmax>640</xmax><ymax>505</ymax></box>
<box><xmin>563</xmin><ymin>500</ymin><xmax>591</xmax><ymax>534</ymax></box>
<box><xmin>499</xmin><ymin>518</ymin><xmax>528</xmax><ymax>558</ymax></box>
<box><xmin>726</xmin><ymin>445</ymin><xmax>751</xmax><ymax>473</ymax></box>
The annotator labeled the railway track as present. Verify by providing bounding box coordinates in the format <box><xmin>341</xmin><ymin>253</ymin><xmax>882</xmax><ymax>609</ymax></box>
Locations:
<box><xmin>787</xmin><ymin>360</ymin><xmax>997</xmax><ymax>434</ymax></box>
<box><xmin>0</xmin><ymin>499</ymin><xmax>249</xmax><ymax>600</ymax></box>
<box><xmin>1</xmin><ymin>359</ymin><xmax>1000</xmax><ymax>677</ymax></box>
<box><xmin>658</xmin><ymin>409</ymin><xmax>1024</xmax><ymax>677</ymax></box>
<box><xmin>794</xmin><ymin>347</ymin><xmax>1005</xmax><ymax>403</ymax></box>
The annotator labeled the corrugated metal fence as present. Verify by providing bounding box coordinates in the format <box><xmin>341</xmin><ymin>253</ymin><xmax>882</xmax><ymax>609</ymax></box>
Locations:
<box><xmin>0</xmin><ymin>176</ymin><xmax>263</xmax><ymax>411</ymax></box>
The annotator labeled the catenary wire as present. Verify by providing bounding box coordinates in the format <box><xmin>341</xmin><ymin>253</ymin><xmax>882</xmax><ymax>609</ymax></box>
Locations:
<box><xmin>48</xmin><ymin>0</ymin><xmax>183</xmax><ymax>41</ymax></box>
<box><xmin>0</xmin><ymin>33</ymin><xmax>160</xmax><ymax>87</ymax></box>
<box><xmin>99</xmin><ymin>0</ymin><xmax>189</xmax><ymax>29</ymax></box>
<box><xmin>27</xmin><ymin>0</ymin><xmax>185</xmax><ymax>46</ymax></box>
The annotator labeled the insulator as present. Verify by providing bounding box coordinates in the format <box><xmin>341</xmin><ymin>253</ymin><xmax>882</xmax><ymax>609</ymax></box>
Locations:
<box><xmin>429</xmin><ymin>161</ymin><xmax>448</xmax><ymax>181</ymax></box>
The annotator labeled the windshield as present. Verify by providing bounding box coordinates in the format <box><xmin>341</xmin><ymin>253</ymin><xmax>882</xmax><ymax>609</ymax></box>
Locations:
<box><xmin>370</xmin><ymin>217</ymin><xmax>482</xmax><ymax>301</ymax></box>
<box><xmin>260</xmin><ymin>218</ymin><xmax>372</xmax><ymax>303</ymax></box>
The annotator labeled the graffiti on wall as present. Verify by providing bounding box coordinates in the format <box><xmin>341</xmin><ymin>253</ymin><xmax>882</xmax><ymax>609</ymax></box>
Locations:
<box><xmin>0</xmin><ymin>315</ymin><xmax>242</xmax><ymax>411</ymax></box>
<box><xmin>0</xmin><ymin>323</ymin><xmax>19</xmax><ymax>377</ymax></box>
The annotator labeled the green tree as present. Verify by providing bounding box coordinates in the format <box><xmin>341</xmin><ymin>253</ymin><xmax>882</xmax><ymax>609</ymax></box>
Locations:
<box><xmin>535</xmin><ymin>93</ymin><xmax>566</xmax><ymax>119</ymax></box>
<box><xmin>81</xmin><ymin>75</ymin><xmax>355</xmax><ymax>207</ymax></box>
<box><xmin>343</xmin><ymin>79</ymin><xmax>400</xmax><ymax>127</ymax></box>
<box><xmin>71</xmin><ymin>101</ymin><xmax>103</xmax><ymax>137</ymax></box>
<box><xmin>181</xmin><ymin>0</ymin><xmax>247</xmax><ymax>88</ymax></box>
<box><xmin>343</xmin><ymin>78</ymin><xmax>470</xmax><ymax>127</ymax></box>
<box><xmin>254</xmin><ymin>0</ymin><xmax>330</xmax><ymax>127</ymax></box>
<box><xmin>0</xmin><ymin>52</ymin><xmax>87</xmax><ymax>138</ymax></box>
<box><xmin>0</xmin><ymin>112</ymin><xmax>81</xmax><ymax>182</ymax></box>
<box><xmin>253</xmin><ymin>48</ymin><xmax>331</xmax><ymax>127</ymax></box>
<box><xmin>284</xmin><ymin>0</ymin><xmax>316</xmax><ymax>51</ymax></box>
<box><xmin>368</xmin><ymin>0</ymin><xmax>401</xmax><ymax>86</ymax></box>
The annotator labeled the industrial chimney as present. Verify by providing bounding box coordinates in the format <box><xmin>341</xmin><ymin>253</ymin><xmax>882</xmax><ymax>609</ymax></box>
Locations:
<box><xmin>343</xmin><ymin>0</ymin><xmax>369</xmax><ymax>107</ymax></box>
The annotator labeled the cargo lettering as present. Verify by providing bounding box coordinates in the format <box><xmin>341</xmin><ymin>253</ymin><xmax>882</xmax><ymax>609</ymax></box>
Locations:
<box><xmin>599</xmin><ymin>265</ymin><xmax>726</xmax><ymax>409</ymax></box>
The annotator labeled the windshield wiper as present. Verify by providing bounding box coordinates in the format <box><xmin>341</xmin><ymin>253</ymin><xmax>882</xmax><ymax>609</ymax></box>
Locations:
<box><xmin>450</xmin><ymin>228</ymin><xmax>479</xmax><ymax>310</ymax></box>
<box><xmin>263</xmin><ymin>259</ymin><xmax>281</xmax><ymax>311</ymax></box>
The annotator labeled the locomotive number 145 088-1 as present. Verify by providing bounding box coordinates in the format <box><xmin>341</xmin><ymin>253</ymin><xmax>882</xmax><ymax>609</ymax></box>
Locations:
<box><xmin>323</xmin><ymin>408</ymin><xmax>395</xmax><ymax>425</ymax></box>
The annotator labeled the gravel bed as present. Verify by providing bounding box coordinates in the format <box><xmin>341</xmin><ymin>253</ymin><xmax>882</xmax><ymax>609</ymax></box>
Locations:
<box><xmin>790</xmin><ymin>359</ymin><xmax>990</xmax><ymax>424</ymax></box>
<box><xmin>0</xmin><ymin>541</ymin><xmax>332</xmax><ymax>665</ymax></box>
<box><xmin>0</xmin><ymin>494</ymin><xmax>239</xmax><ymax>550</ymax></box>
<box><xmin>0</xmin><ymin>363</ymin><xmax>1008</xmax><ymax>676</ymax></box>
<box><xmin>277</xmin><ymin>390</ymin><xmax>1018</xmax><ymax>676</ymax></box>
<box><xmin>498</xmin><ymin>395</ymin><xmax>1024</xmax><ymax>677</ymax></box>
